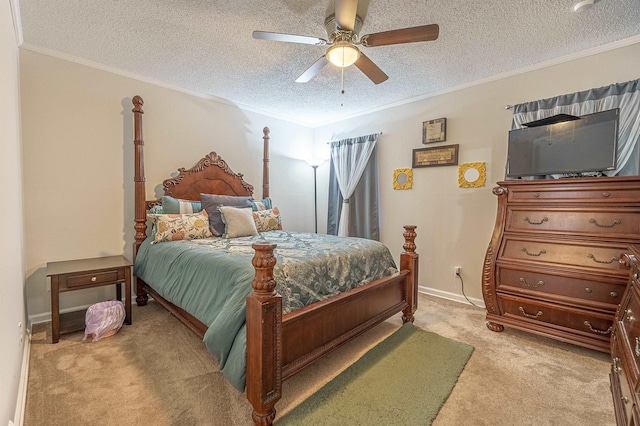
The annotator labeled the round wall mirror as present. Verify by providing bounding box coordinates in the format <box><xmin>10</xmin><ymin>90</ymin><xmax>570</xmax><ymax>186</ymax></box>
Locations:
<box><xmin>393</xmin><ymin>168</ymin><xmax>413</xmax><ymax>190</ymax></box>
<box><xmin>458</xmin><ymin>162</ymin><xmax>486</xmax><ymax>188</ymax></box>
<box><xmin>464</xmin><ymin>167</ymin><xmax>480</xmax><ymax>183</ymax></box>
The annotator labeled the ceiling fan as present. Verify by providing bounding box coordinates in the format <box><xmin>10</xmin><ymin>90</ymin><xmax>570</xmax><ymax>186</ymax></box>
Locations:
<box><xmin>252</xmin><ymin>0</ymin><xmax>439</xmax><ymax>85</ymax></box>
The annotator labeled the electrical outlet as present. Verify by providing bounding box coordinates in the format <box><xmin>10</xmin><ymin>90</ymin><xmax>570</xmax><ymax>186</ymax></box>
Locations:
<box><xmin>454</xmin><ymin>266</ymin><xmax>461</xmax><ymax>276</ymax></box>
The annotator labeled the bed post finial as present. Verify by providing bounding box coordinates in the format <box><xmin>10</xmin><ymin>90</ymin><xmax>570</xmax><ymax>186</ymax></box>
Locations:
<box><xmin>132</xmin><ymin>95</ymin><xmax>144</xmax><ymax>112</ymax></box>
<box><xmin>401</xmin><ymin>225</ymin><xmax>418</xmax><ymax>323</ymax></box>
<box><xmin>262</xmin><ymin>127</ymin><xmax>270</xmax><ymax>199</ymax></box>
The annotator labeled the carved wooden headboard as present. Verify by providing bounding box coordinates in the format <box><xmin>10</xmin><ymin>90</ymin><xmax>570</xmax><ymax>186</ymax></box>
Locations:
<box><xmin>131</xmin><ymin>95</ymin><xmax>271</xmax><ymax>256</ymax></box>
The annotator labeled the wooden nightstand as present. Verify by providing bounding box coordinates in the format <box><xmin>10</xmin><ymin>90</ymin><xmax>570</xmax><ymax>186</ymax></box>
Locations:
<box><xmin>46</xmin><ymin>255</ymin><xmax>132</xmax><ymax>343</ymax></box>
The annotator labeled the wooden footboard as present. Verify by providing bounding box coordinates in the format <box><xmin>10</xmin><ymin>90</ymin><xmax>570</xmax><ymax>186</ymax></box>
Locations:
<box><xmin>246</xmin><ymin>226</ymin><xmax>418</xmax><ymax>426</ymax></box>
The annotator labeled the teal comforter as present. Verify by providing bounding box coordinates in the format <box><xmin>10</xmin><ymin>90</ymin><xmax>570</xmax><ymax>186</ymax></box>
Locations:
<box><xmin>134</xmin><ymin>230</ymin><xmax>398</xmax><ymax>390</ymax></box>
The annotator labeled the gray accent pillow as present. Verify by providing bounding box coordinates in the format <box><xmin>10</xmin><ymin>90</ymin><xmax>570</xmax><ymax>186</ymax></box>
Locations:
<box><xmin>201</xmin><ymin>194</ymin><xmax>252</xmax><ymax>236</ymax></box>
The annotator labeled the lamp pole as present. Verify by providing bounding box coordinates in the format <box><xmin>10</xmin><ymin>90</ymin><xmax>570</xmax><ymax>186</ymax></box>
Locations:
<box><xmin>312</xmin><ymin>165</ymin><xmax>319</xmax><ymax>233</ymax></box>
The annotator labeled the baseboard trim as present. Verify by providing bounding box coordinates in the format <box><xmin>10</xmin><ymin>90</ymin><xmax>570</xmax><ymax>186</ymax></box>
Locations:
<box><xmin>418</xmin><ymin>285</ymin><xmax>485</xmax><ymax>308</ymax></box>
<box><xmin>13</xmin><ymin>327</ymin><xmax>31</xmax><ymax>426</ymax></box>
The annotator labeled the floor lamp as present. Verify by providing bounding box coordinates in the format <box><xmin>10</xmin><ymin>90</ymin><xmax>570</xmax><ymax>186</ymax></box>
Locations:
<box><xmin>306</xmin><ymin>159</ymin><xmax>325</xmax><ymax>233</ymax></box>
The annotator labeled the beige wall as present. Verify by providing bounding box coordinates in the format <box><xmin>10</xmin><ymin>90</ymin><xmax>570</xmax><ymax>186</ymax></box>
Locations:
<box><xmin>314</xmin><ymin>41</ymin><xmax>640</xmax><ymax>303</ymax></box>
<box><xmin>20</xmin><ymin>49</ymin><xmax>315</xmax><ymax>320</ymax></box>
<box><xmin>20</xmin><ymin>40</ymin><xmax>640</xmax><ymax>319</ymax></box>
<box><xmin>1</xmin><ymin>1</ymin><xmax>26</xmax><ymax>424</ymax></box>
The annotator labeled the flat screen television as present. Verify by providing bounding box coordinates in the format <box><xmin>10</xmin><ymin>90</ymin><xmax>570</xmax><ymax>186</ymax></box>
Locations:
<box><xmin>506</xmin><ymin>108</ymin><xmax>619</xmax><ymax>178</ymax></box>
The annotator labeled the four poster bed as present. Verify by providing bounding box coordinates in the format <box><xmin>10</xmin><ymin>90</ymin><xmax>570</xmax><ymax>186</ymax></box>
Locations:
<box><xmin>131</xmin><ymin>95</ymin><xmax>419</xmax><ymax>425</ymax></box>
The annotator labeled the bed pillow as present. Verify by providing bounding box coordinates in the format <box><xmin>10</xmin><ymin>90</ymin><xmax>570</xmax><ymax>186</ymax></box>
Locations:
<box><xmin>149</xmin><ymin>211</ymin><xmax>212</xmax><ymax>244</ymax></box>
<box><xmin>250</xmin><ymin>197</ymin><xmax>273</xmax><ymax>211</ymax></box>
<box><xmin>162</xmin><ymin>195</ymin><xmax>203</xmax><ymax>214</ymax></box>
<box><xmin>201</xmin><ymin>194</ymin><xmax>252</xmax><ymax>236</ymax></box>
<box><xmin>219</xmin><ymin>206</ymin><xmax>258</xmax><ymax>238</ymax></box>
<box><xmin>253</xmin><ymin>207</ymin><xmax>283</xmax><ymax>232</ymax></box>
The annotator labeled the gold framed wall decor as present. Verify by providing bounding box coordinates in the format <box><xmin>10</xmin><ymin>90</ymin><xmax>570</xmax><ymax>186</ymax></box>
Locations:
<box><xmin>412</xmin><ymin>144</ymin><xmax>459</xmax><ymax>168</ymax></box>
<box><xmin>422</xmin><ymin>118</ymin><xmax>447</xmax><ymax>144</ymax></box>
<box><xmin>458</xmin><ymin>162</ymin><xmax>486</xmax><ymax>188</ymax></box>
<box><xmin>393</xmin><ymin>168</ymin><xmax>413</xmax><ymax>190</ymax></box>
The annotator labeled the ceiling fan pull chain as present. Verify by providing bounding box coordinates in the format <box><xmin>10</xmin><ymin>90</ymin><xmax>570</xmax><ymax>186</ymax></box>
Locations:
<box><xmin>340</xmin><ymin>66</ymin><xmax>345</xmax><ymax>107</ymax></box>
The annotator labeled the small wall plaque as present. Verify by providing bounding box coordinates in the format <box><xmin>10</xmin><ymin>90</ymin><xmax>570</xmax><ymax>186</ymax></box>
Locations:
<box><xmin>423</xmin><ymin>118</ymin><xmax>447</xmax><ymax>144</ymax></box>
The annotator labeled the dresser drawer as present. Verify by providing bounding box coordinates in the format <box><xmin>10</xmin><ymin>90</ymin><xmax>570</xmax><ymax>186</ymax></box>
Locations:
<box><xmin>505</xmin><ymin>207</ymin><xmax>640</xmax><ymax>238</ymax></box>
<box><xmin>60</xmin><ymin>269</ymin><xmax>125</xmax><ymax>290</ymax></box>
<box><xmin>617</xmin><ymin>285</ymin><xmax>640</xmax><ymax>385</ymax></box>
<box><xmin>504</xmin><ymin>180</ymin><xmax>640</xmax><ymax>204</ymax></box>
<box><xmin>500</xmin><ymin>236</ymin><xmax>628</xmax><ymax>276</ymax></box>
<box><xmin>611</xmin><ymin>337</ymin><xmax>635</xmax><ymax>425</ymax></box>
<box><xmin>497</xmin><ymin>265</ymin><xmax>624</xmax><ymax>309</ymax></box>
<box><xmin>498</xmin><ymin>293</ymin><xmax>614</xmax><ymax>338</ymax></box>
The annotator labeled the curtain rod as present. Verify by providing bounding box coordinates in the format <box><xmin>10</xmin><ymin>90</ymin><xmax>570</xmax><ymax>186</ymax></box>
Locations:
<box><xmin>326</xmin><ymin>131</ymin><xmax>383</xmax><ymax>144</ymax></box>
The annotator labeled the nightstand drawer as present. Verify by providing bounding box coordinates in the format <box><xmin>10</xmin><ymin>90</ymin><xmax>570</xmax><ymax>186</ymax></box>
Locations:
<box><xmin>65</xmin><ymin>269</ymin><xmax>124</xmax><ymax>289</ymax></box>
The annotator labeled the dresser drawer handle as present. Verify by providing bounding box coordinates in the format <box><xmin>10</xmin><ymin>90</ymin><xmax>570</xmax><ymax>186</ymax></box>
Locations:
<box><xmin>583</xmin><ymin>321</ymin><xmax>612</xmax><ymax>335</ymax></box>
<box><xmin>636</xmin><ymin>337</ymin><xmax>640</xmax><ymax>357</ymax></box>
<box><xmin>610</xmin><ymin>291</ymin><xmax>618</xmax><ymax>298</ymax></box>
<box><xmin>602</xmin><ymin>192</ymin><xmax>611</xmax><ymax>198</ymax></box>
<box><xmin>518</xmin><ymin>307</ymin><xmax>543</xmax><ymax>319</ymax></box>
<box><xmin>586</xmin><ymin>254</ymin><xmax>617</xmax><ymax>264</ymax></box>
<box><xmin>523</xmin><ymin>216</ymin><xmax>548</xmax><ymax>225</ymax></box>
<box><xmin>91</xmin><ymin>276</ymin><xmax>97</xmax><ymax>282</ymax></box>
<box><xmin>622</xmin><ymin>396</ymin><xmax>630</xmax><ymax>404</ymax></box>
<box><xmin>613</xmin><ymin>357</ymin><xmax>622</xmax><ymax>373</ymax></box>
<box><xmin>626</xmin><ymin>309</ymin><xmax>634</xmax><ymax>322</ymax></box>
<box><xmin>589</xmin><ymin>218</ymin><xmax>621</xmax><ymax>228</ymax></box>
<box><xmin>519</xmin><ymin>277</ymin><xmax>545</xmax><ymax>288</ymax></box>
<box><xmin>521</xmin><ymin>248</ymin><xmax>546</xmax><ymax>257</ymax></box>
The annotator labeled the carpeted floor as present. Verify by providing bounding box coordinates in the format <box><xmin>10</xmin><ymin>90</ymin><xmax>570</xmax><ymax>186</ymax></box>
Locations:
<box><xmin>24</xmin><ymin>293</ymin><xmax>615</xmax><ymax>425</ymax></box>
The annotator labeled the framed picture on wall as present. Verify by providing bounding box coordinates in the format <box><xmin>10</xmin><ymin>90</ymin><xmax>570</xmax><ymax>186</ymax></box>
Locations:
<box><xmin>412</xmin><ymin>144</ymin><xmax>459</xmax><ymax>168</ymax></box>
<box><xmin>422</xmin><ymin>118</ymin><xmax>447</xmax><ymax>144</ymax></box>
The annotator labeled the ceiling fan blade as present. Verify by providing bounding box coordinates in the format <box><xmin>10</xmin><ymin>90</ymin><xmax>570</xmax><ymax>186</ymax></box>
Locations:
<box><xmin>335</xmin><ymin>0</ymin><xmax>358</xmax><ymax>31</ymax></box>
<box><xmin>295</xmin><ymin>56</ymin><xmax>329</xmax><ymax>83</ymax></box>
<box><xmin>354</xmin><ymin>53</ymin><xmax>388</xmax><ymax>84</ymax></box>
<box><xmin>362</xmin><ymin>24</ymin><xmax>439</xmax><ymax>47</ymax></box>
<box><xmin>252</xmin><ymin>31</ymin><xmax>327</xmax><ymax>46</ymax></box>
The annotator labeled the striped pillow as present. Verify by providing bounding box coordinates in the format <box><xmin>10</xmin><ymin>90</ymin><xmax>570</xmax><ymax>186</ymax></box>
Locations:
<box><xmin>162</xmin><ymin>195</ymin><xmax>202</xmax><ymax>214</ymax></box>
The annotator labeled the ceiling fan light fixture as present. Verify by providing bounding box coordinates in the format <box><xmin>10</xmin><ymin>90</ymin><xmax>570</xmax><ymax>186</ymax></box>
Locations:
<box><xmin>327</xmin><ymin>43</ymin><xmax>360</xmax><ymax>68</ymax></box>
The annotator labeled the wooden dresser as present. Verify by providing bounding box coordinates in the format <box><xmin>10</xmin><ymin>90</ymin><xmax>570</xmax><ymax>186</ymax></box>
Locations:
<box><xmin>611</xmin><ymin>245</ymin><xmax>640</xmax><ymax>425</ymax></box>
<box><xmin>482</xmin><ymin>176</ymin><xmax>640</xmax><ymax>353</ymax></box>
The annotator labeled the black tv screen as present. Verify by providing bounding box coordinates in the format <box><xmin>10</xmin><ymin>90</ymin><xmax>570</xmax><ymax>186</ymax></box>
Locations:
<box><xmin>506</xmin><ymin>108</ymin><xmax>619</xmax><ymax>178</ymax></box>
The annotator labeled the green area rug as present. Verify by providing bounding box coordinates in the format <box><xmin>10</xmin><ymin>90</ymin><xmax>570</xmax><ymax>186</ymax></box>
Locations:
<box><xmin>277</xmin><ymin>323</ymin><xmax>474</xmax><ymax>425</ymax></box>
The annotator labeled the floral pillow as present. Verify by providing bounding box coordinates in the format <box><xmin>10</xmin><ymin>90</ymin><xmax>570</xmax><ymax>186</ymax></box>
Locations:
<box><xmin>253</xmin><ymin>207</ymin><xmax>283</xmax><ymax>232</ymax></box>
<box><xmin>149</xmin><ymin>210</ymin><xmax>212</xmax><ymax>244</ymax></box>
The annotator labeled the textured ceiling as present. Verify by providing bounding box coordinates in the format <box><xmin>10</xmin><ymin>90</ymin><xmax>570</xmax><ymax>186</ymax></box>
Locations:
<box><xmin>17</xmin><ymin>0</ymin><xmax>640</xmax><ymax>126</ymax></box>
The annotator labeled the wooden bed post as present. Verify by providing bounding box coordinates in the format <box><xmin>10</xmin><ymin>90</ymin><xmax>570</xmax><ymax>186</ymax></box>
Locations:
<box><xmin>401</xmin><ymin>225</ymin><xmax>419</xmax><ymax>323</ymax></box>
<box><xmin>262</xmin><ymin>127</ymin><xmax>270</xmax><ymax>199</ymax></box>
<box><xmin>246</xmin><ymin>243</ymin><xmax>282</xmax><ymax>426</ymax></box>
<box><xmin>132</xmin><ymin>95</ymin><xmax>149</xmax><ymax>306</ymax></box>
